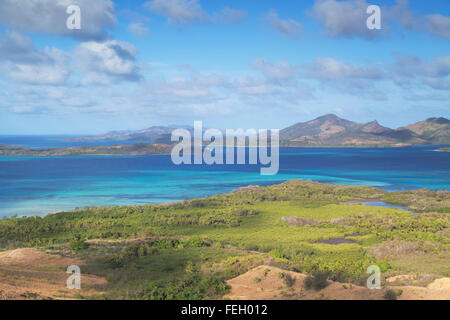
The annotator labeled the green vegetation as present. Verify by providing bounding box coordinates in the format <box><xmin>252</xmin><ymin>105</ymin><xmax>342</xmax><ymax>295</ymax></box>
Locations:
<box><xmin>279</xmin><ymin>272</ymin><xmax>296</xmax><ymax>287</ymax></box>
<box><xmin>0</xmin><ymin>180</ymin><xmax>448</xmax><ymax>299</ymax></box>
<box><xmin>403</xmin><ymin>117</ymin><xmax>450</xmax><ymax>145</ymax></box>
<box><xmin>68</xmin><ymin>239</ymin><xmax>87</xmax><ymax>251</ymax></box>
<box><xmin>383</xmin><ymin>289</ymin><xmax>402</xmax><ymax>300</ymax></box>
<box><xmin>304</xmin><ymin>271</ymin><xmax>330</xmax><ymax>291</ymax></box>
<box><xmin>0</xmin><ymin>143</ymin><xmax>172</xmax><ymax>156</ymax></box>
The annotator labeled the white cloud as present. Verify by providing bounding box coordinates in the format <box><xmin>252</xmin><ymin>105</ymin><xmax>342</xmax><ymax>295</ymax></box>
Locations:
<box><xmin>0</xmin><ymin>31</ymin><xmax>48</xmax><ymax>63</ymax></box>
<box><xmin>422</xmin><ymin>78</ymin><xmax>450</xmax><ymax>90</ymax></box>
<box><xmin>302</xmin><ymin>57</ymin><xmax>383</xmax><ymax>79</ymax></box>
<box><xmin>0</xmin><ymin>0</ymin><xmax>116</xmax><ymax>40</ymax></box>
<box><xmin>393</xmin><ymin>54</ymin><xmax>450</xmax><ymax>77</ymax></box>
<box><xmin>310</xmin><ymin>0</ymin><xmax>379</xmax><ymax>39</ymax></box>
<box><xmin>298</xmin><ymin>57</ymin><xmax>387</xmax><ymax>99</ymax></box>
<box><xmin>213</xmin><ymin>7</ymin><xmax>246</xmax><ymax>24</ymax></box>
<box><xmin>167</xmin><ymin>77</ymin><xmax>210</xmax><ymax>97</ymax></box>
<box><xmin>426</xmin><ymin>56</ymin><xmax>450</xmax><ymax>77</ymax></box>
<box><xmin>266</xmin><ymin>10</ymin><xmax>302</xmax><ymax>39</ymax></box>
<box><xmin>144</xmin><ymin>76</ymin><xmax>214</xmax><ymax>100</ymax></box>
<box><xmin>3</xmin><ymin>60</ymin><xmax>69</xmax><ymax>85</ymax></box>
<box><xmin>234</xmin><ymin>77</ymin><xmax>279</xmax><ymax>96</ymax></box>
<box><xmin>252</xmin><ymin>58</ymin><xmax>295</xmax><ymax>83</ymax></box>
<box><xmin>128</xmin><ymin>22</ymin><xmax>150</xmax><ymax>37</ymax></box>
<box><xmin>190</xmin><ymin>72</ymin><xmax>229</xmax><ymax>87</ymax></box>
<box><xmin>0</xmin><ymin>32</ymin><xmax>69</xmax><ymax>85</ymax></box>
<box><xmin>404</xmin><ymin>93</ymin><xmax>449</xmax><ymax>102</ymax></box>
<box><xmin>144</xmin><ymin>0</ymin><xmax>207</xmax><ymax>24</ymax></box>
<box><xmin>144</xmin><ymin>0</ymin><xmax>245</xmax><ymax>25</ymax></box>
<box><xmin>310</xmin><ymin>0</ymin><xmax>449</xmax><ymax>40</ymax></box>
<box><xmin>75</xmin><ymin>41</ymin><xmax>141</xmax><ymax>83</ymax></box>
<box><xmin>11</xmin><ymin>105</ymin><xmax>39</xmax><ymax>114</ymax></box>
<box><xmin>385</xmin><ymin>0</ymin><xmax>418</xmax><ymax>30</ymax></box>
<box><xmin>392</xmin><ymin>54</ymin><xmax>450</xmax><ymax>90</ymax></box>
<box><xmin>425</xmin><ymin>14</ymin><xmax>450</xmax><ymax>39</ymax></box>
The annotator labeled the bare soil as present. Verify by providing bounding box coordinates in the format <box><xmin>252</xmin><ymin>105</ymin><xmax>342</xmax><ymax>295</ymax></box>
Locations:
<box><xmin>0</xmin><ymin>248</ymin><xmax>106</xmax><ymax>300</ymax></box>
<box><xmin>225</xmin><ymin>265</ymin><xmax>450</xmax><ymax>300</ymax></box>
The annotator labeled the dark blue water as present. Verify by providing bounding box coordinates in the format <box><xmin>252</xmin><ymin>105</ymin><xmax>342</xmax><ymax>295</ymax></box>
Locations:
<box><xmin>0</xmin><ymin>136</ymin><xmax>448</xmax><ymax>217</ymax></box>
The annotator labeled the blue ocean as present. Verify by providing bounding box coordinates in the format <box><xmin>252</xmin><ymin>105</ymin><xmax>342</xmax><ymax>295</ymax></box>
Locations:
<box><xmin>0</xmin><ymin>136</ymin><xmax>449</xmax><ymax>217</ymax></box>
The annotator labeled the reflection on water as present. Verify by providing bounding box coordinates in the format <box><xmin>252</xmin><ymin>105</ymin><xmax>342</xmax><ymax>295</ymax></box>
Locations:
<box><xmin>350</xmin><ymin>201</ymin><xmax>410</xmax><ymax>212</ymax></box>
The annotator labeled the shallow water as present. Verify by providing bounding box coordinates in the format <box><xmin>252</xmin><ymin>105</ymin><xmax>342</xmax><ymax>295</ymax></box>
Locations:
<box><xmin>0</xmin><ymin>137</ymin><xmax>449</xmax><ymax>218</ymax></box>
<box><xmin>350</xmin><ymin>201</ymin><xmax>410</xmax><ymax>212</ymax></box>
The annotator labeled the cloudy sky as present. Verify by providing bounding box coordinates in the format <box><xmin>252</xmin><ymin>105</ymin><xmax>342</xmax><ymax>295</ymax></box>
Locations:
<box><xmin>0</xmin><ymin>0</ymin><xmax>449</xmax><ymax>134</ymax></box>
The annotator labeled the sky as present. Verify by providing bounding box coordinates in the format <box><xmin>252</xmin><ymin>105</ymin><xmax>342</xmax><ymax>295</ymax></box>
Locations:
<box><xmin>0</xmin><ymin>0</ymin><xmax>449</xmax><ymax>135</ymax></box>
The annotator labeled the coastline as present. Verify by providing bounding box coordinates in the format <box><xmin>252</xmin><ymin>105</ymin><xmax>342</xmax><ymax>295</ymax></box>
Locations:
<box><xmin>1</xmin><ymin>145</ymin><xmax>448</xmax><ymax>219</ymax></box>
<box><xmin>4</xmin><ymin>178</ymin><xmax>450</xmax><ymax>219</ymax></box>
<box><xmin>1</xmin><ymin>142</ymin><xmax>449</xmax><ymax>157</ymax></box>
<box><xmin>0</xmin><ymin>179</ymin><xmax>448</xmax><ymax>300</ymax></box>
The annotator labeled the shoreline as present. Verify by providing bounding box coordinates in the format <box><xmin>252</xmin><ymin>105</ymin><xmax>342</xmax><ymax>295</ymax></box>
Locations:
<box><xmin>1</xmin><ymin>143</ymin><xmax>449</xmax><ymax>157</ymax></box>
<box><xmin>3</xmin><ymin>178</ymin><xmax>449</xmax><ymax>220</ymax></box>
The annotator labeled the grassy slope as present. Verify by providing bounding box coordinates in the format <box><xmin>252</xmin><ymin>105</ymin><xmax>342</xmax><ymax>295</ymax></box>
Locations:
<box><xmin>0</xmin><ymin>180</ymin><xmax>448</xmax><ymax>299</ymax></box>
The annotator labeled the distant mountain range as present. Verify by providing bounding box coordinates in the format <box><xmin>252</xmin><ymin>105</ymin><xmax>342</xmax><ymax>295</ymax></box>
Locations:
<box><xmin>64</xmin><ymin>125</ymin><xmax>193</xmax><ymax>144</ymax></box>
<box><xmin>65</xmin><ymin>115</ymin><xmax>450</xmax><ymax>147</ymax></box>
<box><xmin>280</xmin><ymin>114</ymin><xmax>450</xmax><ymax>146</ymax></box>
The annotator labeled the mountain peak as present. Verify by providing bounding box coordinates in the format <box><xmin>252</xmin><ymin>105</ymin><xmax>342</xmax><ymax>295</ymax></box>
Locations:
<box><xmin>401</xmin><ymin>117</ymin><xmax>450</xmax><ymax>144</ymax></box>
<box><xmin>316</xmin><ymin>114</ymin><xmax>342</xmax><ymax>121</ymax></box>
<box><xmin>361</xmin><ymin>120</ymin><xmax>391</xmax><ymax>134</ymax></box>
<box><xmin>281</xmin><ymin>114</ymin><xmax>360</xmax><ymax>141</ymax></box>
<box><xmin>426</xmin><ymin>117</ymin><xmax>449</xmax><ymax>125</ymax></box>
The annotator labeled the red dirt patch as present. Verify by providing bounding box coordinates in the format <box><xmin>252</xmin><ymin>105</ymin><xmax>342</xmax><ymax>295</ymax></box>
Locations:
<box><xmin>225</xmin><ymin>265</ymin><xmax>450</xmax><ymax>300</ymax></box>
<box><xmin>0</xmin><ymin>248</ymin><xmax>106</xmax><ymax>300</ymax></box>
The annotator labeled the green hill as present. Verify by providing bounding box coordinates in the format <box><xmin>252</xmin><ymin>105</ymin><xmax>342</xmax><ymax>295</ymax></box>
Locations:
<box><xmin>280</xmin><ymin>115</ymin><xmax>448</xmax><ymax>146</ymax></box>
<box><xmin>400</xmin><ymin>117</ymin><xmax>450</xmax><ymax>144</ymax></box>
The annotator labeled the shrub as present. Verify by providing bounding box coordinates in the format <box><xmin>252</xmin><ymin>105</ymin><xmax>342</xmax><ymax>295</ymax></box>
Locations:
<box><xmin>384</xmin><ymin>289</ymin><xmax>398</xmax><ymax>300</ymax></box>
<box><xmin>184</xmin><ymin>237</ymin><xmax>209</xmax><ymax>248</ymax></box>
<box><xmin>304</xmin><ymin>271</ymin><xmax>330</xmax><ymax>290</ymax></box>
<box><xmin>104</xmin><ymin>242</ymin><xmax>158</xmax><ymax>268</ymax></box>
<box><xmin>279</xmin><ymin>272</ymin><xmax>296</xmax><ymax>287</ymax></box>
<box><xmin>140</xmin><ymin>275</ymin><xmax>229</xmax><ymax>300</ymax></box>
<box><xmin>68</xmin><ymin>239</ymin><xmax>86</xmax><ymax>251</ymax></box>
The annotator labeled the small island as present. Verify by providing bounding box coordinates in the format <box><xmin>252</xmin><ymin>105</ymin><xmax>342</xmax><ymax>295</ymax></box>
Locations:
<box><xmin>0</xmin><ymin>143</ymin><xmax>173</xmax><ymax>156</ymax></box>
<box><xmin>436</xmin><ymin>147</ymin><xmax>450</xmax><ymax>152</ymax></box>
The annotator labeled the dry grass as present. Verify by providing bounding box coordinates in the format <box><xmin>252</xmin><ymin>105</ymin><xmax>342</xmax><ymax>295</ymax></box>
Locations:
<box><xmin>368</xmin><ymin>240</ymin><xmax>424</xmax><ymax>259</ymax></box>
<box><xmin>281</xmin><ymin>216</ymin><xmax>320</xmax><ymax>226</ymax></box>
<box><xmin>225</xmin><ymin>265</ymin><xmax>450</xmax><ymax>300</ymax></box>
<box><xmin>0</xmin><ymin>248</ymin><xmax>106</xmax><ymax>300</ymax></box>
